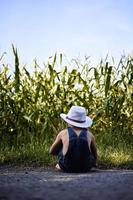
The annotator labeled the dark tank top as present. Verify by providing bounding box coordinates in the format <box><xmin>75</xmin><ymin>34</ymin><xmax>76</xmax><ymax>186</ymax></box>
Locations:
<box><xmin>58</xmin><ymin>127</ymin><xmax>94</xmax><ymax>172</ymax></box>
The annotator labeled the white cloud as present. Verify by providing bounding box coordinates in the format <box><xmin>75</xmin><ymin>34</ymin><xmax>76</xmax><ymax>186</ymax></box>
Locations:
<box><xmin>118</xmin><ymin>24</ymin><xmax>131</xmax><ymax>32</ymax></box>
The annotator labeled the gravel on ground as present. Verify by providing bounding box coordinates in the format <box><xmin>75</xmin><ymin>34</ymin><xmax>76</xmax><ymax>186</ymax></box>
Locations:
<box><xmin>0</xmin><ymin>167</ymin><xmax>133</xmax><ymax>200</ymax></box>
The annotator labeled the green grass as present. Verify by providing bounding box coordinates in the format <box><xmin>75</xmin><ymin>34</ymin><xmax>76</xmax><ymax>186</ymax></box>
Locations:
<box><xmin>96</xmin><ymin>131</ymin><xmax>133</xmax><ymax>169</ymax></box>
<box><xmin>0</xmin><ymin>131</ymin><xmax>133</xmax><ymax>169</ymax></box>
<box><xmin>97</xmin><ymin>143</ymin><xmax>133</xmax><ymax>169</ymax></box>
<box><xmin>0</xmin><ymin>141</ymin><xmax>55</xmax><ymax>167</ymax></box>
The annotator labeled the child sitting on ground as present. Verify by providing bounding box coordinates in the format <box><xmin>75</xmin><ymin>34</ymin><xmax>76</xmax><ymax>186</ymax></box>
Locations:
<box><xmin>50</xmin><ymin>106</ymin><xmax>97</xmax><ymax>172</ymax></box>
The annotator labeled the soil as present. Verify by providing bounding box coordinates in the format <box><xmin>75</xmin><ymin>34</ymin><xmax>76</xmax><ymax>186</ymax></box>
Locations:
<box><xmin>0</xmin><ymin>167</ymin><xmax>133</xmax><ymax>200</ymax></box>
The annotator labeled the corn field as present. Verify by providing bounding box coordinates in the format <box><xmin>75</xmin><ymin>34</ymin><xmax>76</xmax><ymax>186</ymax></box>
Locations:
<box><xmin>0</xmin><ymin>46</ymin><xmax>133</xmax><ymax>166</ymax></box>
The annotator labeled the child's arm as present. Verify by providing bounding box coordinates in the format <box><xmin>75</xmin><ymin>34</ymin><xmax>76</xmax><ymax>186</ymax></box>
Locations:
<box><xmin>49</xmin><ymin>133</ymin><xmax>62</xmax><ymax>155</ymax></box>
<box><xmin>90</xmin><ymin>135</ymin><xmax>97</xmax><ymax>160</ymax></box>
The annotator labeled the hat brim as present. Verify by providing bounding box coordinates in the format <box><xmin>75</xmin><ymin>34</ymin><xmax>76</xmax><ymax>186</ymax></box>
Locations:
<box><xmin>60</xmin><ymin>113</ymin><xmax>93</xmax><ymax>128</ymax></box>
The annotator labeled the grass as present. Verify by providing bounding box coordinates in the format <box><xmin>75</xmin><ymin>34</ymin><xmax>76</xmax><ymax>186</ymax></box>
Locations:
<box><xmin>0</xmin><ymin>130</ymin><xmax>133</xmax><ymax>169</ymax></box>
<box><xmin>98</xmin><ymin>143</ymin><xmax>133</xmax><ymax>169</ymax></box>
<box><xmin>96</xmin><ymin>131</ymin><xmax>133</xmax><ymax>169</ymax></box>
<box><xmin>0</xmin><ymin>141</ymin><xmax>54</xmax><ymax>167</ymax></box>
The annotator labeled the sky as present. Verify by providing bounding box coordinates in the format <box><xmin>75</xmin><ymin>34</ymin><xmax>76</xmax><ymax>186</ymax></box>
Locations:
<box><xmin>0</xmin><ymin>0</ymin><xmax>133</xmax><ymax>71</ymax></box>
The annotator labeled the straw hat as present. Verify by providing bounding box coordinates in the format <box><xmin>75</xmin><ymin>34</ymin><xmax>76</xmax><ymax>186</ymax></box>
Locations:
<box><xmin>60</xmin><ymin>106</ymin><xmax>93</xmax><ymax>128</ymax></box>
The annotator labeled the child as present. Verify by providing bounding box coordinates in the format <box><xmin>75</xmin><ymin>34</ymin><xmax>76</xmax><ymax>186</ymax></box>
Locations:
<box><xmin>49</xmin><ymin>106</ymin><xmax>97</xmax><ymax>172</ymax></box>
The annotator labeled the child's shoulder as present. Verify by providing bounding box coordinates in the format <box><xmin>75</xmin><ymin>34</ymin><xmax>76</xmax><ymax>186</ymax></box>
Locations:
<box><xmin>87</xmin><ymin>130</ymin><xmax>95</xmax><ymax>138</ymax></box>
<box><xmin>58</xmin><ymin>129</ymin><xmax>68</xmax><ymax>136</ymax></box>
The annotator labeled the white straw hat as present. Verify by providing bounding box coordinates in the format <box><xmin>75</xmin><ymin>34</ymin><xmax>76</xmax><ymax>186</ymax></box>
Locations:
<box><xmin>60</xmin><ymin>106</ymin><xmax>93</xmax><ymax>128</ymax></box>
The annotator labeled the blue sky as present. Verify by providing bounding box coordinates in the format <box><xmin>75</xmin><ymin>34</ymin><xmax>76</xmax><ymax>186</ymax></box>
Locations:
<box><xmin>0</xmin><ymin>0</ymin><xmax>133</xmax><ymax>70</ymax></box>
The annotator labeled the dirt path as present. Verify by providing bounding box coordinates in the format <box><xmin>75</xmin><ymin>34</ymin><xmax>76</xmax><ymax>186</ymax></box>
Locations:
<box><xmin>0</xmin><ymin>168</ymin><xmax>133</xmax><ymax>200</ymax></box>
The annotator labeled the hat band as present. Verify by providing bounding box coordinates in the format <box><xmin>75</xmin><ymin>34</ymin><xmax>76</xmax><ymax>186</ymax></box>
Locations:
<box><xmin>66</xmin><ymin>116</ymin><xmax>86</xmax><ymax>123</ymax></box>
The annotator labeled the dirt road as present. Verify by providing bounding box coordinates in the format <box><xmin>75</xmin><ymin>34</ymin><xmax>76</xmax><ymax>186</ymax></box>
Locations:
<box><xmin>0</xmin><ymin>168</ymin><xmax>133</xmax><ymax>200</ymax></box>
